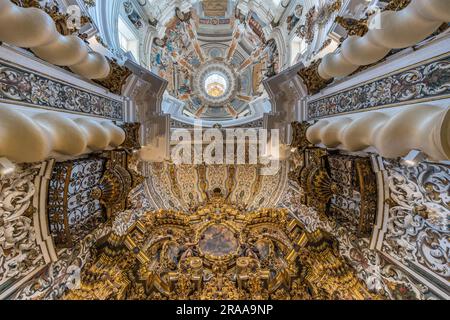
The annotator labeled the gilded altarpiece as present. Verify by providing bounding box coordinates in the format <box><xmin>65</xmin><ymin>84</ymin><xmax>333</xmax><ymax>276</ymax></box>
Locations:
<box><xmin>64</xmin><ymin>194</ymin><xmax>377</xmax><ymax>300</ymax></box>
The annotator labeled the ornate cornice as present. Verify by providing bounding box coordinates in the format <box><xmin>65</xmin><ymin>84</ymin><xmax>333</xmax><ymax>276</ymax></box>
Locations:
<box><xmin>384</xmin><ymin>0</ymin><xmax>412</xmax><ymax>11</ymax></box>
<box><xmin>297</xmin><ymin>59</ymin><xmax>333</xmax><ymax>95</ymax></box>
<box><xmin>0</xmin><ymin>59</ymin><xmax>124</xmax><ymax>120</ymax></box>
<box><xmin>307</xmin><ymin>55</ymin><xmax>450</xmax><ymax>119</ymax></box>
<box><xmin>93</xmin><ymin>59</ymin><xmax>132</xmax><ymax>95</ymax></box>
<box><xmin>335</xmin><ymin>16</ymin><xmax>369</xmax><ymax>37</ymax></box>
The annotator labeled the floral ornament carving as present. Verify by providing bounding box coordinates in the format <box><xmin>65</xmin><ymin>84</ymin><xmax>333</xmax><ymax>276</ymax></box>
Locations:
<box><xmin>112</xmin><ymin>183</ymin><xmax>155</xmax><ymax>236</ymax></box>
<box><xmin>296</xmin><ymin>6</ymin><xmax>317</xmax><ymax>44</ymax></box>
<box><xmin>83</xmin><ymin>0</ymin><xmax>96</xmax><ymax>8</ymax></box>
<box><xmin>279</xmin><ymin>189</ymin><xmax>333</xmax><ymax>233</ymax></box>
<box><xmin>296</xmin><ymin>1</ymin><xmax>341</xmax><ymax>43</ymax></box>
<box><xmin>10</xmin><ymin>222</ymin><xmax>111</xmax><ymax>300</ymax></box>
<box><xmin>93</xmin><ymin>59</ymin><xmax>132</xmax><ymax>95</ymax></box>
<box><xmin>286</xmin><ymin>189</ymin><xmax>443</xmax><ymax>299</ymax></box>
<box><xmin>12</xmin><ymin>1</ymin><xmax>92</xmax><ymax>37</ymax></box>
<box><xmin>298</xmin><ymin>59</ymin><xmax>333</xmax><ymax>95</ymax></box>
<box><xmin>384</xmin><ymin>0</ymin><xmax>411</xmax><ymax>11</ymax></box>
<box><xmin>0</xmin><ymin>61</ymin><xmax>124</xmax><ymax>120</ymax></box>
<box><xmin>285</xmin><ymin>159</ymin><xmax>446</xmax><ymax>300</ymax></box>
<box><xmin>307</xmin><ymin>56</ymin><xmax>450</xmax><ymax>119</ymax></box>
<box><xmin>291</xmin><ymin>121</ymin><xmax>313</xmax><ymax>151</ymax></box>
<box><xmin>335</xmin><ymin>16</ymin><xmax>369</xmax><ymax>37</ymax></box>
<box><xmin>316</xmin><ymin>0</ymin><xmax>342</xmax><ymax>26</ymax></box>
<box><xmin>0</xmin><ymin>166</ymin><xmax>45</xmax><ymax>290</ymax></box>
<box><xmin>333</xmin><ymin>222</ymin><xmax>436</xmax><ymax>300</ymax></box>
<box><xmin>383</xmin><ymin>160</ymin><xmax>449</xmax><ymax>280</ymax></box>
<box><xmin>8</xmin><ymin>166</ymin><xmax>147</xmax><ymax>299</ymax></box>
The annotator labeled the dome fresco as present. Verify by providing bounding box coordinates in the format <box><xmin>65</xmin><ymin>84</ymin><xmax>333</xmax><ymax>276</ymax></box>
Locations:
<box><xmin>148</xmin><ymin>0</ymin><xmax>280</xmax><ymax>125</ymax></box>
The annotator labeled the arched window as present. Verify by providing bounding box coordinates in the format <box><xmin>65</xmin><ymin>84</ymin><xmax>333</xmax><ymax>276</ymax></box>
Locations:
<box><xmin>290</xmin><ymin>35</ymin><xmax>307</xmax><ymax>65</ymax></box>
<box><xmin>118</xmin><ymin>16</ymin><xmax>139</xmax><ymax>62</ymax></box>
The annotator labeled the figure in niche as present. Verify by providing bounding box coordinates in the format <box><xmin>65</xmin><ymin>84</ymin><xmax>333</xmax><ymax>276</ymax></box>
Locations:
<box><xmin>263</xmin><ymin>39</ymin><xmax>279</xmax><ymax>77</ymax></box>
<box><xmin>164</xmin><ymin>22</ymin><xmax>188</xmax><ymax>60</ymax></box>
<box><xmin>240</xmin><ymin>242</ymin><xmax>259</xmax><ymax>260</ymax></box>
<box><xmin>265</xmin><ymin>61</ymin><xmax>276</xmax><ymax>78</ymax></box>
<box><xmin>178</xmin><ymin>74</ymin><xmax>192</xmax><ymax>95</ymax></box>
<box><xmin>148</xmin><ymin>14</ymin><xmax>158</xmax><ymax>27</ymax></box>
<box><xmin>245</xmin><ymin>27</ymin><xmax>262</xmax><ymax>47</ymax></box>
<box><xmin>178</xmin><ymin>69</ymin><xmax>192</xmax><ymax>99</ymax></box>
<box><xmin>176</xmin><ymin>7</ymin><xmax>192</xmax><ymax>22</ymax></box>
<box><xmin>286</xmin><ymin>14</ymin><xmax>299</xmax><ymax>33</ymax></box>
<box><xmin>151</xmin><ymin>38</ymin><xmax>168</xmax><ymax>72</ymax></box>
<box><xmin>235</xmin><ymin>7</ymin><xmax>246</xmax><ymax>26</ymax></box>
<box><xmin>179</xmin><ymin>237</ymin><xmax>198</xmax><ymax>261</ymax></box>
<box><xmin>124</xmin><ymin>1</ymin><xmax>143</xmax><ymax>29</ymax></box>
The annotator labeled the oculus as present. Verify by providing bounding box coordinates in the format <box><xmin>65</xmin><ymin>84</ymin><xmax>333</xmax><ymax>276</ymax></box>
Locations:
<box><xmin>204</xmin><ymin>72</ymin><xmax>228</xmax><ymax>98</ymax></box>
<box><xmin>193</xmin><ymin>60</ymin><xmax>239</xmax><ymax>107</ymax></box>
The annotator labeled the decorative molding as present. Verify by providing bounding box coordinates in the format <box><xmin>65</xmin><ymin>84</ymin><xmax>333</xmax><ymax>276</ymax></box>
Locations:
<box><xmin>384</xmin><ymin>0</ymin><xmax>412</xmax><ymax>12</ymax></box>
<box><xmin>8</xmin><ymin>222</ymin><xmax>112</xmax><ymax>300</ymax></box>
<box><xmin>118</xmin><ymin>122</ymin><xmax>141</xmax><ymax>150</ymax></box>
<box><xmin>33</xmin><ymin>160</ymin><xmax>58</xmax><ymax>263</ymax></box>
<box><xmin>298</xmin><ymin>59</ymin><xmax>333</xmax><ymax>95</ymax></box>
<box><xmin>93</xmin><ymin>59</ymin><xmax>132</xmax><ymax>95</ymax></box>
<box><xmin>283</xmin><ymin>169</ymin><xmax>447</xmax><ymax>300</ymax></box>
<box><xmin>93</xmin><ymin>151</ymin><xmax>144</xmax><ymax>218</ymax></box>
<box><xmin>0</xmin><ymin>164</ymin><xmax>46</xmax><ymax>297</ymax></box>
<box><xmin>382</xmin><ymin>160</ymin><xmax>450</xmax><ymax>290</ymax></box>
<box><xmin>144</xmin><ymin>162</ymin><xmax>288</xmax><ymax>212</ymax></box>
<box><xmin>170</xmin><ymin>118</ymin><xmax>264</xmax><ymax>129</ymax></box>
<box><xmin>0</xmin><ymin>60</ymin><xmax>124</xmax><ymax>120</ymax></box>
<box><xmin>333</xmin><ymin>220</ymin><xmax>444</xmax><ymax>300</ymax></box>
<box><xmin>290</xmin><ymin>121</ymin><xmax>312</xmax><ymax>151</ymax></box>
<box><xmin>307</xmin><ymin>55</ymin><xmax>450</xmax><ymax>119</ymax></box>
<box><xmin>47</xmin><ymin>158</ymin><xmax>107</xmax><ymax>248</ymax></box>
<box><xmin>335</xmin><ymin>16</ymin><xmax>368</xmax><ymax>37</ymax></box>
<box><xmin>291</xmin><ymin>147</ymin><xmax>378</xmax><ymax>237</ymax></box>
<box><xmin>5</xmin><ymin>158</ymin><xmax>146</xmax><ymax>299</ymax></box>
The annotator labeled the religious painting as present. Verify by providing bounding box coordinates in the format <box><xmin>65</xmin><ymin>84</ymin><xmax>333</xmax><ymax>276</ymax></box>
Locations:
<box><xmin>198</xmin><ymin>224</ymin><xmax>239</xmax><ymax>258</ymax></box>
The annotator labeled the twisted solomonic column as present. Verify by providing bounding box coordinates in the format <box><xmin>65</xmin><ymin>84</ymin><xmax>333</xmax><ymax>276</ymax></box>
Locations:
<box><xmin>0</xmin><ymin>0</ymin><xmax>110</xmax><ymax>79</ymax></box>
<box><xmin>306</xmin><ymin>105</ymin><xmax>450</xmax><ymax>161</ymax></box>
<box><xmin>0</xmin><ymin>105</ymin><xmax>126</xmax><ymax>163</ymax></box>
<box><xmin>318</xmin><ymin>0</ymin><xmax>450</xmax><ymax>79</ymax></box>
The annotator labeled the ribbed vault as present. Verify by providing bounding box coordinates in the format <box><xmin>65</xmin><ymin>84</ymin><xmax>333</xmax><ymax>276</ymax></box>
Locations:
<box><xmin>143</xmin><ymin>162</ymin><xmax>289</xmax><ymax>211</ymax></box>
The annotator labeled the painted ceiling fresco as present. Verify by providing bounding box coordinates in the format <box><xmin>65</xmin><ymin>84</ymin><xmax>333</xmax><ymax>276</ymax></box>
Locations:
<box><xmin>150</xmin><ymin>1</ymin><xmax>279</xmax><ymax>122</ymax></box>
